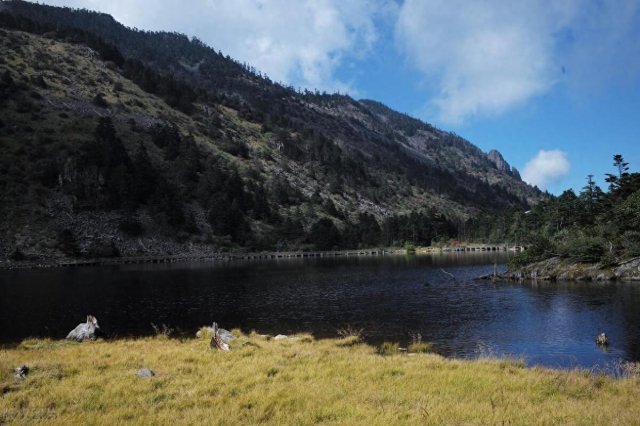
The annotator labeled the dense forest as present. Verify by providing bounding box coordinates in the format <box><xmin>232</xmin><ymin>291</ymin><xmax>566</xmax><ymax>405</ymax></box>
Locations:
<box><xmin>467</xmin><ymin>155</ymin><xmax>640</xmax><ymax>266</ymax></box>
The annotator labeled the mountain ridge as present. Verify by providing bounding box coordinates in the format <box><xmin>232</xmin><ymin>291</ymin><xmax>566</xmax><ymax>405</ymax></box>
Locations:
<box><xmin>0</xmin><ymin>1</ymin><xmax>543</xmax><ymax>262</ymax></box>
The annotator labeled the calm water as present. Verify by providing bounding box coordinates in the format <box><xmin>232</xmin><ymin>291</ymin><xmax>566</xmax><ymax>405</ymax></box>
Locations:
<box><xmin>1</xmin><ymin>253</ymin><xmax>639</xmax><ymax>371</ymax></box>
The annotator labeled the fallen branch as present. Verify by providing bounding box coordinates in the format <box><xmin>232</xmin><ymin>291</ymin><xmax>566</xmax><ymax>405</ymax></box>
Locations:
<box><xmin>440</xmin><ymin>268</ymin><xmax>457</xmax><ymax>282</ymax></box>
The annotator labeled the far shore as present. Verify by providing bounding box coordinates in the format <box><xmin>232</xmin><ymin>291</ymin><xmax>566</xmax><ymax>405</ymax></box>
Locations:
<box><xmin>0</xmin><ymin>244</ymin><xmax>518</xmax><ymax>270</ymax></box>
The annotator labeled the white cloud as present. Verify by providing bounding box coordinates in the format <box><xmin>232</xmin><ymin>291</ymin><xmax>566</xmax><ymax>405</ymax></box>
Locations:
<box><xmin>522</xmin><ymin>150</ymin><xmax>571</xmax><ymax>190</ymax></box>
<box><xmin>395</xmin><ymin>0</ymin><xmax>640</xmax><ymax>124</ymax></box>
<box><xmin>41</xmin><ymin>0</ymin><xmax>391</xmax><ymax>93</ymax></box>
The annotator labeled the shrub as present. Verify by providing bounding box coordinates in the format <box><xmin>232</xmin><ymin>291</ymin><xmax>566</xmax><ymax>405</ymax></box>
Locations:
<box><xmin>558</xmin><ymin>235</ymin><xmax>605</xmax><ymax>263</ymax></box>
<box><xmin>620</xmin><ymin>231</ymin><xmax>640</xmax><ymax>258</ymax></box>
<box><xmin>118</xmin><ymin>218</ymin><xmax>144</xmax><ymax>236</ymax></box>
<box><xmin>403</xmin><ymin>241</ymin><xmax>416</xmax><ymax>253</ymax></box>
<box><xmin>92</xmin><ymin>93</ymin><xmax>108</xmax><ymax>108</ymax></box>
<box><xmin>509</xmin><ymin>234</ymin><xmax>555</xmax><ymax>267</ymax></box>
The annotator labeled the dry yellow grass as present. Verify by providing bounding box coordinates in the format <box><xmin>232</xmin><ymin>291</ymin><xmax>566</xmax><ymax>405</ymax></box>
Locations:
<box><xmin>1</xmin><ymin>332</ymin><xmax>639</xmax><ymax>425</ymax></box>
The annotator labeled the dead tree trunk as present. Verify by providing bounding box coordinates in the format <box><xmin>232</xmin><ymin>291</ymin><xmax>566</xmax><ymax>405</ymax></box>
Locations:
<box><xmin>210</xmin><ymin>322</ymin><xmax>230</xmax><ymax>351</ymax></box>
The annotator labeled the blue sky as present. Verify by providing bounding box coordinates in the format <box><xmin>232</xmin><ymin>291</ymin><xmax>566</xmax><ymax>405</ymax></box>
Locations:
<box><xmin>41</xmin><ymin>0</ymin><xmax>640</xmax><ymax>194</ymax></box>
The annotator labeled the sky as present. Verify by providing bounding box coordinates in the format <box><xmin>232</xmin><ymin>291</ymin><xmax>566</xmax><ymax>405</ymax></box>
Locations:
<box><xmin>39</xmin><ymin>0</ymin><xmax>640</xmax><ymax>194</ymax></box>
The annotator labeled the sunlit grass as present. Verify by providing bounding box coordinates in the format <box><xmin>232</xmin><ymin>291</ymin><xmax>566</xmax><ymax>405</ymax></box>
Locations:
<box><xmin>1</xmin><ymin>332</ymin><xmax>639</xmax><ymax>425</ymax></box>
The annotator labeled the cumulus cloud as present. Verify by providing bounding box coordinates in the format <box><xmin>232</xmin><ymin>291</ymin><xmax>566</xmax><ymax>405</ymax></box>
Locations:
<box><xmin>522</xmin><ymin>150</ymin><xmax>571</xmax><ymax>190</ymax></box>
<box><xmin>41</xmin><ymin>0</ymin><xmax>391</xmax><ymax>93</ymax></box>
<box><xmin>395</xmin><ymin>0</ymin><xmax>640</xmax><ymax>124</ymax></box>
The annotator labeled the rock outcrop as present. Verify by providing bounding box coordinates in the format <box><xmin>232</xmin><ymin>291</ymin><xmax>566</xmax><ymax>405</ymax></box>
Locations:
<box><xmin>487</xmin><ymin>149</ymin><xmax>523</xmax><ymax>181</ymax></box>
<box><xmin>492</xmin><ymin>256</ymin><xmax>640</xmax><ymax>282</ymax></box>
<box><xmin>488</xmin><ymin>150</ymin><xmax>510</xmax><ymax>173</ymax></box>
<box><xmin>66</xmin><ymin>315</ymin><xmax>103</xmax><ymax>342</ymax></box>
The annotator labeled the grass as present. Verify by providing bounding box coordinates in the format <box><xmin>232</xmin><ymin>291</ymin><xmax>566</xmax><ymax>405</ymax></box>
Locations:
<box><xmin>1</xmin><ymin>333</ymin><xmax>639</xmax><ymax>425</ymax></box>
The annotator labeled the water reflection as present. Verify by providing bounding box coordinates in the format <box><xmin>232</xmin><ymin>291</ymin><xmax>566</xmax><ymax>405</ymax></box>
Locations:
<box><xmin>0</xmin><ymin>253</ymin><xmax>638</xmax><ymax>371</ymax></box>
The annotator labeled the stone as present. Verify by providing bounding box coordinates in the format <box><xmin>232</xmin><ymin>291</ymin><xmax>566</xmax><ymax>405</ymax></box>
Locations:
<box><xmin>14</xmin><ymin>365</ymin><xmax>29</xmax><ymax>380</ymax></box>
<box><xmin>595</xmin><ymin>332</ymin><xmax>609</xmax><ymax>346</ymax></box>
<box><xmin>274</xmin><ymin>334</ymin><xmax>288</xmax><ymax>340</ymax></box>
<box><xmin>136</xmin><ymin>368</ymin><xmax>155</xmax><ymax>378</ymax></box>
<box><xmin>66</xmin><ymin>315</ymin><xmax>103</xmax><ymax>342</ymax></box>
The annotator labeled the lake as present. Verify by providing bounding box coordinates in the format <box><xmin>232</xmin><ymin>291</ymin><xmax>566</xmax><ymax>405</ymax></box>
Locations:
<box><xmin>1</xmin><ymin>253</ymin><xmax>639</xmax><ymax>372</ymax></box>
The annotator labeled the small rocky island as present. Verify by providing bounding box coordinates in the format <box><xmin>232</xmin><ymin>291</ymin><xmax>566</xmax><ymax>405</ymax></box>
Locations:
<box><xmin>491</xmin><ymin>256</ymin><xmax>640</xmax><ymax>282</ymax></box>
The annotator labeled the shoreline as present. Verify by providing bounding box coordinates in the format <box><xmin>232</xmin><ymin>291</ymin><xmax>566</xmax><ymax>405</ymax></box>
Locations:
<box><xmin>480</xmin><ymin>256</ymin><xmax>640</xmax><ymax>282</ymax></box>
<box><xmin>0</xmin><ymin>248</ymin><xmax>408</xmax><ymax>270</ymax></box>
<box><xmin>0</xmin><ymin>246</ymin><xmax>515</xmax><ymax>271</ymax></box>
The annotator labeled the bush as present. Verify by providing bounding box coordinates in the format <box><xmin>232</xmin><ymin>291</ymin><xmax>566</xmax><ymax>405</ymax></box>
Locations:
<box><xmin>92</xmin><ymin>93</ymin><xmax>109</xmax><ymax>108</ymax></box>
<box><xmin>558</xmin><ymin>235</ymin><xmax>605</xmax><ymax>263</ymax></box>
<box><xmin>119</xmin><ymin>218</ymin><xmax>144</xmax><ymax>236</ymax></box>
<box><xmin>403</xmin><ymin>241</ymin><xmax>416</xmax><ymax>253</ymax></box>
<box><xmin>509</xmin><ymin>234</ymin><xmax>555</xmax><ymax>267</ymax></box>
<box><xmin>620</xmin><ymin>231</ymin><xmax>640</xmax><ymax>258</ymax></box>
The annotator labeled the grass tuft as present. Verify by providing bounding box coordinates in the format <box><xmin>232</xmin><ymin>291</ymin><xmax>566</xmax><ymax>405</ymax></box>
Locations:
<box><xmin>377</xmin><ymin>341</ymin><xmax>400</xmax><ymax>356</ymax></box>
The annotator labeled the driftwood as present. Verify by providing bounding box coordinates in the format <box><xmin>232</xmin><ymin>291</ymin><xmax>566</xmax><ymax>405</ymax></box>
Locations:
<box><xmin>210</xmin><ymin>322</ymin><xmax>230</xmax><ymax>351</ymax></box>
<box><xmin>440</xmin><ymin>268</ymin><xmax>457</xmax><ymax>282</ymax></box>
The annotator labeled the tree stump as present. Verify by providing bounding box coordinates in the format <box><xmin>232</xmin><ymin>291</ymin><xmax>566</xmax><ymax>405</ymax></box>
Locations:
<box><xmin>210</xmin><ymin>322</ymin><xmax>230</xmax><ymax>351</ymax></box>
<box><xmin>595</xmin><ymin>332</ymin><xmax>609</xmax><ymax>346</ymax></box>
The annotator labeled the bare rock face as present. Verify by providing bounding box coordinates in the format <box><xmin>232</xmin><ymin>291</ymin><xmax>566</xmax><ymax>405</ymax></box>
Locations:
<box><xmin>511</xmin><ymin>167</ymin><xmax>522</xmax><ymax>181</ymax></box>
<box><xmin>488</xmin><ymin>149</ymin><xmax>522</xmax><ymax>181</ymax></box>
<box><xmin>488</xmin><ymin>149</ymin><xmax>510</xmax><ymax>173</ymax></box>
<box><xmin>66</xmin><ymin>315</ymin><xmax>103</xmax><ymax>342</ymax></box>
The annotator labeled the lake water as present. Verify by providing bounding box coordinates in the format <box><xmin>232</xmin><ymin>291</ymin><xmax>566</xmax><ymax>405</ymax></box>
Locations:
<box><xmin>1</xmin><ymin>253</ymin><xmax>639</xmax><ymax>372</ymax></box>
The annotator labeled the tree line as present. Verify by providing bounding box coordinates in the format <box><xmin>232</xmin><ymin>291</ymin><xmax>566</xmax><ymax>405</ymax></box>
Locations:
<box><xmin>470</xmin><ymin>155</ymin><xmax>640</xmax><ymax>265</ymax></box>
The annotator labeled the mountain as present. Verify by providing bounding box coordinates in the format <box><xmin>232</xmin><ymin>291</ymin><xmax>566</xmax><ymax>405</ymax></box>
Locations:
<box><xmin>0</xmin><ymin>1</ymin><xmax>542</xmax><ymax>262</ymax></box>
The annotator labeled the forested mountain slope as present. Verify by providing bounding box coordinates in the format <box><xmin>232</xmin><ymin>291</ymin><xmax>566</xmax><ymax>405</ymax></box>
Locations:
<box><xmin>0</xmin><ymin>1</ymin><xmax>542</xmax><ymax>262</ymax></box>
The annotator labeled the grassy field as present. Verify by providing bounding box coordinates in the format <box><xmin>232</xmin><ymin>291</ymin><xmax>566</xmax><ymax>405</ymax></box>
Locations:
<box><xmin>1</xmin><ymin>332</ymin><xmax>639</xmax><ymax>425</ymax></box>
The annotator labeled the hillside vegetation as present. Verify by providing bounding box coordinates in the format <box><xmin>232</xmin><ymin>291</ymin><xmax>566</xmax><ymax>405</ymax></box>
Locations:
<box><xmin>1</xmin><ymin>334</ymin><xmax>639</xmax><ymax>425</ymax></box>
<box><xmin>471</xmin><ymin>155</ymin><xmax>640</xmax><ymax>273</ymax></box>
<box><xmin>0</xmin><ymin>1</ymin><xmax>541</xmax><ymax>263</ymax></box>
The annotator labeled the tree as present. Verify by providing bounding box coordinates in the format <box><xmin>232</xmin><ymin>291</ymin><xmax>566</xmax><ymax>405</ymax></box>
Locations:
<box><xmin>580</xmin><ymin>174</ymin><xmax>603</xmax><ymax>219</ymax></box>
<box><xmin>605</xmin><ymin>154</ymin><xmax>629</xmax><ymax>191</ymax></box>
<box><xmin>308</xmin><ymin>218</ymin><xmax>341</xmax><ymax>250</ymax></box>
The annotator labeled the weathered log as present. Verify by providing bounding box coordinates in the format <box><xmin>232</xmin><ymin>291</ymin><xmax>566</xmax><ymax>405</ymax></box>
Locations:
<box><xmin>210</xmin><ymin>322</ymin><xmax>230</xmax><ymax>351</ymax></box>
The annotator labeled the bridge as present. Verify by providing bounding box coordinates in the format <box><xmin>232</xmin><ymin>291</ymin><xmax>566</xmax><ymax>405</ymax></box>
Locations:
<box><xmin>419</xmin><ymin>244</ymin><xmax>526</xmax><ymax>253</ymax></box>
<box><xmin>52</xmin><ymin>248</ymin><xmax>407</xmax><ymax>268</ymax></box>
